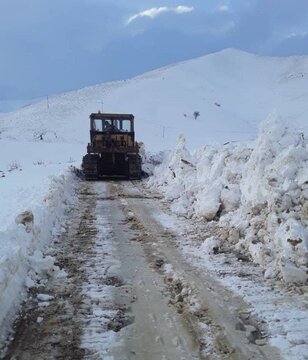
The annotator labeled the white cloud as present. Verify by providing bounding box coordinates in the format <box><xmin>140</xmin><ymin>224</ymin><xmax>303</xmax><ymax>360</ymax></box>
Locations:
<box><xmin>218</xmin><ymin>5</ymin><xmax>230</xmax><ymax>12</ymax></box>
<box><xmin>286</xmin><ymin>31</ymin><xmax>308</xmax><ymax>39</ymax></box>
<box><xmin>176</xmin><ymin>6</ymin><xmax>194</xmax><ymax>14</ymax></box>
<box><xmin>126</xmin><ymin>6</ymin><xmax>194</xmax><ymax>25</ymax></box>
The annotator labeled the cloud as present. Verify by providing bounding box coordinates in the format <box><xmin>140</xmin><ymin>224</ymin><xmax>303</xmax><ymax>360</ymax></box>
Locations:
<box><xmin>126</xmin><ymin>6</ymin><xmax>194</xmax><ymax>25</ymax></box>
<box><xmin>218</xmin><ymin>5</ymin><xmax>230</xmax><ymax>12</ymax></box>
<box><xmin>286</xmin><ymin>31</ymin><xmax>308</xmax><ymax>39</ymax></box>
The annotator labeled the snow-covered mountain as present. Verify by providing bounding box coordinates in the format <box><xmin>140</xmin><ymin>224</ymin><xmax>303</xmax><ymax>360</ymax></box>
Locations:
<box><xmin>0</xmin><ymin>99</ymin><xmax>42</xmax><ymax>113</ymax></box>
<box><xmin>1</xmin><ymin>48</ymin><xmax>308</xmax><ymax>153</ymax></box>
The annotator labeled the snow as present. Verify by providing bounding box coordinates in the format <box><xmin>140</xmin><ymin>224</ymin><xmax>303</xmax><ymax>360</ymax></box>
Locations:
<box><xmin>37</xmin><ymin>294</ymin><xmax>54</xmax><ymax>302</ymax></box>
<box><xmin>0</xmin><ymin>131</ymin><xmax>81</xmax><ymax>348</ymax></box>
<box><xmin>147</xmin><ymin>113</ymin><xmax>308</xmax><ymax>358</ymax></box>
<box><xmin>200</xmin><ymin>236</ymin><xmax>221</xmax><ymax>255</ymax></box>
<box><xmin>0</xmin><ymin>99</ymin><xmax>41</xmax><ymax>113</ymax></box>
<box><xmin>81</xmin><ymin>187</ymin><xmax>120</xmax><ymax>357</ymax></box>
<box><xmin>152</xmin><ymin>207</ymin><xmax>308</xmax><ymax>360</ymax></box>
<box><xmin>1</xmin><ymin>49</ymin><xmax>308</xmax><ymax>153</ymax></box>
<box><xmin>0</xmin><ymin>140</ymin><xmax>82</xmax><ymax>230</ymax></box>
<box><xmin>0</xmin><ymin>159</ymin><xmax>77</xmax><ymax>348</ymax></box>
<box><xmin>1</xmin><ymin>48</ymin><xmax>308</xmax><ymax>357</ymax></box>
<box><xmin>148</xmin><ymin>112</ymin><xmax>308</xmax><ymax>285</ymax></box>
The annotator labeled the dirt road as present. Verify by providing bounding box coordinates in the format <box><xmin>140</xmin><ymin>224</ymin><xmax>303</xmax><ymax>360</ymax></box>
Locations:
<box><xmin>3</xmin><ymin>181</ymin><xmax>281</xmax><ymax>360</ymax></box>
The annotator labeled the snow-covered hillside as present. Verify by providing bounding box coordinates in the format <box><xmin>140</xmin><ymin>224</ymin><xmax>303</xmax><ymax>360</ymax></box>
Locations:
<box><xmin>0</xmin><ymin>99</ymin><xmax>41</xmax><ymax>113</ymax></box>
<box><xmin>1</xmin><ymin>48</ymin><xmax>308</xmax><ymax>152</ymax></box>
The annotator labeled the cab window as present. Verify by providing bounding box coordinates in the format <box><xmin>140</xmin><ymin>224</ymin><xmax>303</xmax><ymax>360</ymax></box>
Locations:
<box><xmin>93</xmin><ymin>119</ymin><xmax>103</xmax><ymax>131</ymax></box>
<box><xmin>120</xmin><ymin>119</ymin><xmax>131</xmax><ymax>132</ymax></box>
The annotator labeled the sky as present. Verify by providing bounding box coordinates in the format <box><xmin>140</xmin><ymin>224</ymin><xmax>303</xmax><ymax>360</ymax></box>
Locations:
<box><xmin>1</xmin><ymin>0</ymin><xmax>308</xmax><ymax>100</ymax></box>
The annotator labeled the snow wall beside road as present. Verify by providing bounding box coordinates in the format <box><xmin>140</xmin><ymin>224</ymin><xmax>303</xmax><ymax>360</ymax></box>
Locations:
<box><xmin>148</xmin><ymin>112</ymin><xmax>308</xmax><ymax>285</ymax></box>
<box><xmin>0</xmin><ymin>172</ymin><xmax>77</xmax><ymax>350</ymax></box>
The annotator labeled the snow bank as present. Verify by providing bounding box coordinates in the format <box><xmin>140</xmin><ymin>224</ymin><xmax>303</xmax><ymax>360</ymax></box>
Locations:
<box><xmin>0</xmin><ymin>171</ymin><xmax>77</xmax><ymax>347</ymax></box>
<box><xmin>148</xmin><ymin>113</ymin><xmax>308</xmax><ymax>284</ymax></box>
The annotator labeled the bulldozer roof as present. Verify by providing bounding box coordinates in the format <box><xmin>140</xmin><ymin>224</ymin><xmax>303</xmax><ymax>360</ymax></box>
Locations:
<box><xmin>90</xmin><ymin>113</ymin><xmax>134</xmax><ymax>120</ymax></box>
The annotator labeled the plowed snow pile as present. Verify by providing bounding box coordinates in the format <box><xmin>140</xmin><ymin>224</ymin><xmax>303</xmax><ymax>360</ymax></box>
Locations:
<box><xmin>0</xmin><ymin>143</ymin><xmax>78</xmax><ymax>351</ymax></box>
<box><xmin>148</xmin><ymin>112</ymin><xmax>308</xmax><ymax>284</ymax></box>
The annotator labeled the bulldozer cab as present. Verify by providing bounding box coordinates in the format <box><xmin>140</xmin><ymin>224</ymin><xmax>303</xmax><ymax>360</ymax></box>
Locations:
<box><xmin>90</xmin><ymin>113</ymin><xmax>135</xmax><ymax>140</ymax></box>
<box><xmin>82</xmin><ymin>112</ymin><xmax>141</xmax><ymax>180</ymax></box>
<box><xmin>89</xmin><ymin>113</ymin><xmax>135</xmax><ymax>149</ymax></box>
<box><xmin>92</xmin><ymin>118</ymin><xmax>133</xmax><ymax>133</ymax></box>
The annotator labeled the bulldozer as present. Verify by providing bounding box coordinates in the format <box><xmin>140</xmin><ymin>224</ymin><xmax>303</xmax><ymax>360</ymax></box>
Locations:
<box><xmin>82</xmin><ymin>112</ymin><xmax>142</xmax><ymax>180</ymax></box>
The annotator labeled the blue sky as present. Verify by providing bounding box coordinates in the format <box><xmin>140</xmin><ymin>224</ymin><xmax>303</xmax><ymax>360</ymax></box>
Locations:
<box><xmin>1</xmin><ymin>0</ymin><xmax>308</xmax><ymax>99</ymax></box>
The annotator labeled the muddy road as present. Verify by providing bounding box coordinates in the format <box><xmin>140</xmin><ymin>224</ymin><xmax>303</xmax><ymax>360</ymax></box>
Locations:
<box><xmin>3</xmin><ymin>181</ymin><xmax>281</xmax><ymax>360</ymax></box>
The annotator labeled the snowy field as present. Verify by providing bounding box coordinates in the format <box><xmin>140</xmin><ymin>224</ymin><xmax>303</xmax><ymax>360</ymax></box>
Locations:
<box><xmin>0</xmin><ymin>48</ymin><xmax>308</xmax><ymax>356</ymax></box>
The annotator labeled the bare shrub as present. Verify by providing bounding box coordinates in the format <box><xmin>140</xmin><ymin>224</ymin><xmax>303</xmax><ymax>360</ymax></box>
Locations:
<box><xmin>33</xmin><ymin>160</ymin><xmax>44</xmax><ymax>166</ymax></box>
<box><xmin>193</xmin><ymin>111</ymin><xmax>200</xmax><ymax>120</ymax></box>
<box><xmin>7</xmin><ymin>161</ymin><xmax>22</xmax><ymax>172</ymax></box>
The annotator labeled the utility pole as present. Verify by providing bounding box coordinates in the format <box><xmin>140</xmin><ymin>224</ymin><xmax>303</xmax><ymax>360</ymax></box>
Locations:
<box><xmin>101</xmin><ymin>100</ymin><xmax>104</xmax><ymax>113</ymax></box>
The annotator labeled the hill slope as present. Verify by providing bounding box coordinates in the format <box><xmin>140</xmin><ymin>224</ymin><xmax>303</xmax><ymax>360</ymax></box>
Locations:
<box><xmin>1</xmin><ymin>48</ymin><xmax>308</xmax><ymax>152</ymax></box>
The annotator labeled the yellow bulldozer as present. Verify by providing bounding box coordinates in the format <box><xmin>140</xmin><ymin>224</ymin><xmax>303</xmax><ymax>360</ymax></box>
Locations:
<box><xmin>82</xmin><ymin>112</ymin><xmax>142</xmax><ymax>180</ymax></box>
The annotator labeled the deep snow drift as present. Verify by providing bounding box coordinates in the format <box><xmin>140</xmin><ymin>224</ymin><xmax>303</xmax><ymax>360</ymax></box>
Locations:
<box><xmin>147</xmin><ymin>112</ymin><xmax>308</xmax><ymax>285</ymax></box>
